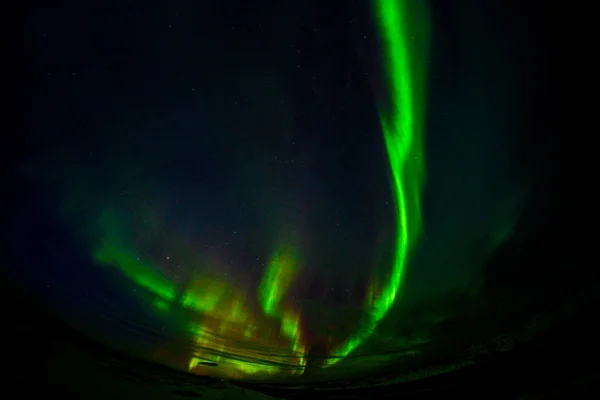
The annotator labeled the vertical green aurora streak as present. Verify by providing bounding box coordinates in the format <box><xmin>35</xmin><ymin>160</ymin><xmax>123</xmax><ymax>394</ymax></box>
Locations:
<box><xmin>258</xmin><ymin>243</ymin><xmax>307</xmax><ymax>366</ymax></box>
<box><xmin>81</xmin><ymin>0</ymin><xmax>429</xmax><ymax>376</ymax></box>
<box><xmin>325</xmin><ymin>0</ymin><xmax>429</xmax><ymax>366</ymax></box>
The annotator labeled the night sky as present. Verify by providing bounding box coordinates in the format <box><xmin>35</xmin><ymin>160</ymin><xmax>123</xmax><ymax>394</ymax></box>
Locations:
<box><xmin>12</xmin><ymin>0</ymin><xmax>550</xmax><ymax>381</ymax></box>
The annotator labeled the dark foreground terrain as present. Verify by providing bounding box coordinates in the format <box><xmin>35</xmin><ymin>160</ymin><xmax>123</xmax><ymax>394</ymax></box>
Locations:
<box><xmin>4</xmin><ymin>276</ymin><xmax>599</xmax><ymax>400</ymax></box>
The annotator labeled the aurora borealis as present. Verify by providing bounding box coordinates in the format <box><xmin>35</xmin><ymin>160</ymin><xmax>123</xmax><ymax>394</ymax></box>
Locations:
<box><xmin>89</xmin><ymin>0</ymin><xmax>428</xmax><ymax>370</ymax></box>
<box><xmin>16</xmin><ymin>0</ymin><xmax>539</xmax><ymax>384</ymax></box>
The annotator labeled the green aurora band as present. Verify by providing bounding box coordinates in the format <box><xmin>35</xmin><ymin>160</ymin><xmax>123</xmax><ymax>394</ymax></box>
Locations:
<box><xmin>54</xmin><ymin>0</ymin><xmax>430</xmax><ymax>377</ymax></box>
<box><xmin>324</xmin><ymin>0</ymin><xmax>430</xmax><ymax>366</ymax></box>
<box><xmin>258</xmin><ymin>243</ymin><xmax>307</xmax><ymax>366</ymax></box>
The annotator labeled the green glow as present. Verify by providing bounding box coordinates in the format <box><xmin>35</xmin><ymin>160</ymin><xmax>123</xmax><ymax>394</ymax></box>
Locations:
<box><xmin>153</xmin><ymin>298</ymin><xmax>170</xmax><ymax>311</ymax></box>
<box><xmin>257</xmin><ymin>243</ymin><xmax>307</xmax><ymax>369</ymax></box>
<box><xmin>281</xmin><ymin>309</ymin><xmax>305</xmax><ymax>360</ymax></box>
<box><xmin>90</xmin><ymin>207</ymin><xmax>308</xmax><ymax>378</ymax></box>
<box><xmin>325</xmin><ymin>0</ymin><xmax>429</xmax><ymax>366</ymax></box>
<box><xmin>259</xmin><ymin>244</ymin><xmax>298</xmax><ymax>317</ymax></box>
<box><xmin>180</xmin><ymin>280</ymin><xmax>227</xmax><ymax>314</ymax></box>
<box><xmin>94</xmin><ymin>231</ymin><xmax>175</xmax><ymax>302</ymax></box>
<box><xmin>187</xmin><ymin>312</ymin><xmax>305</xmax><ymax>380</ymax></box>
<box><xmin>36</xmin><ymin>0</ymin><xmax>431</xmax><ymax>379</ymax></box>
